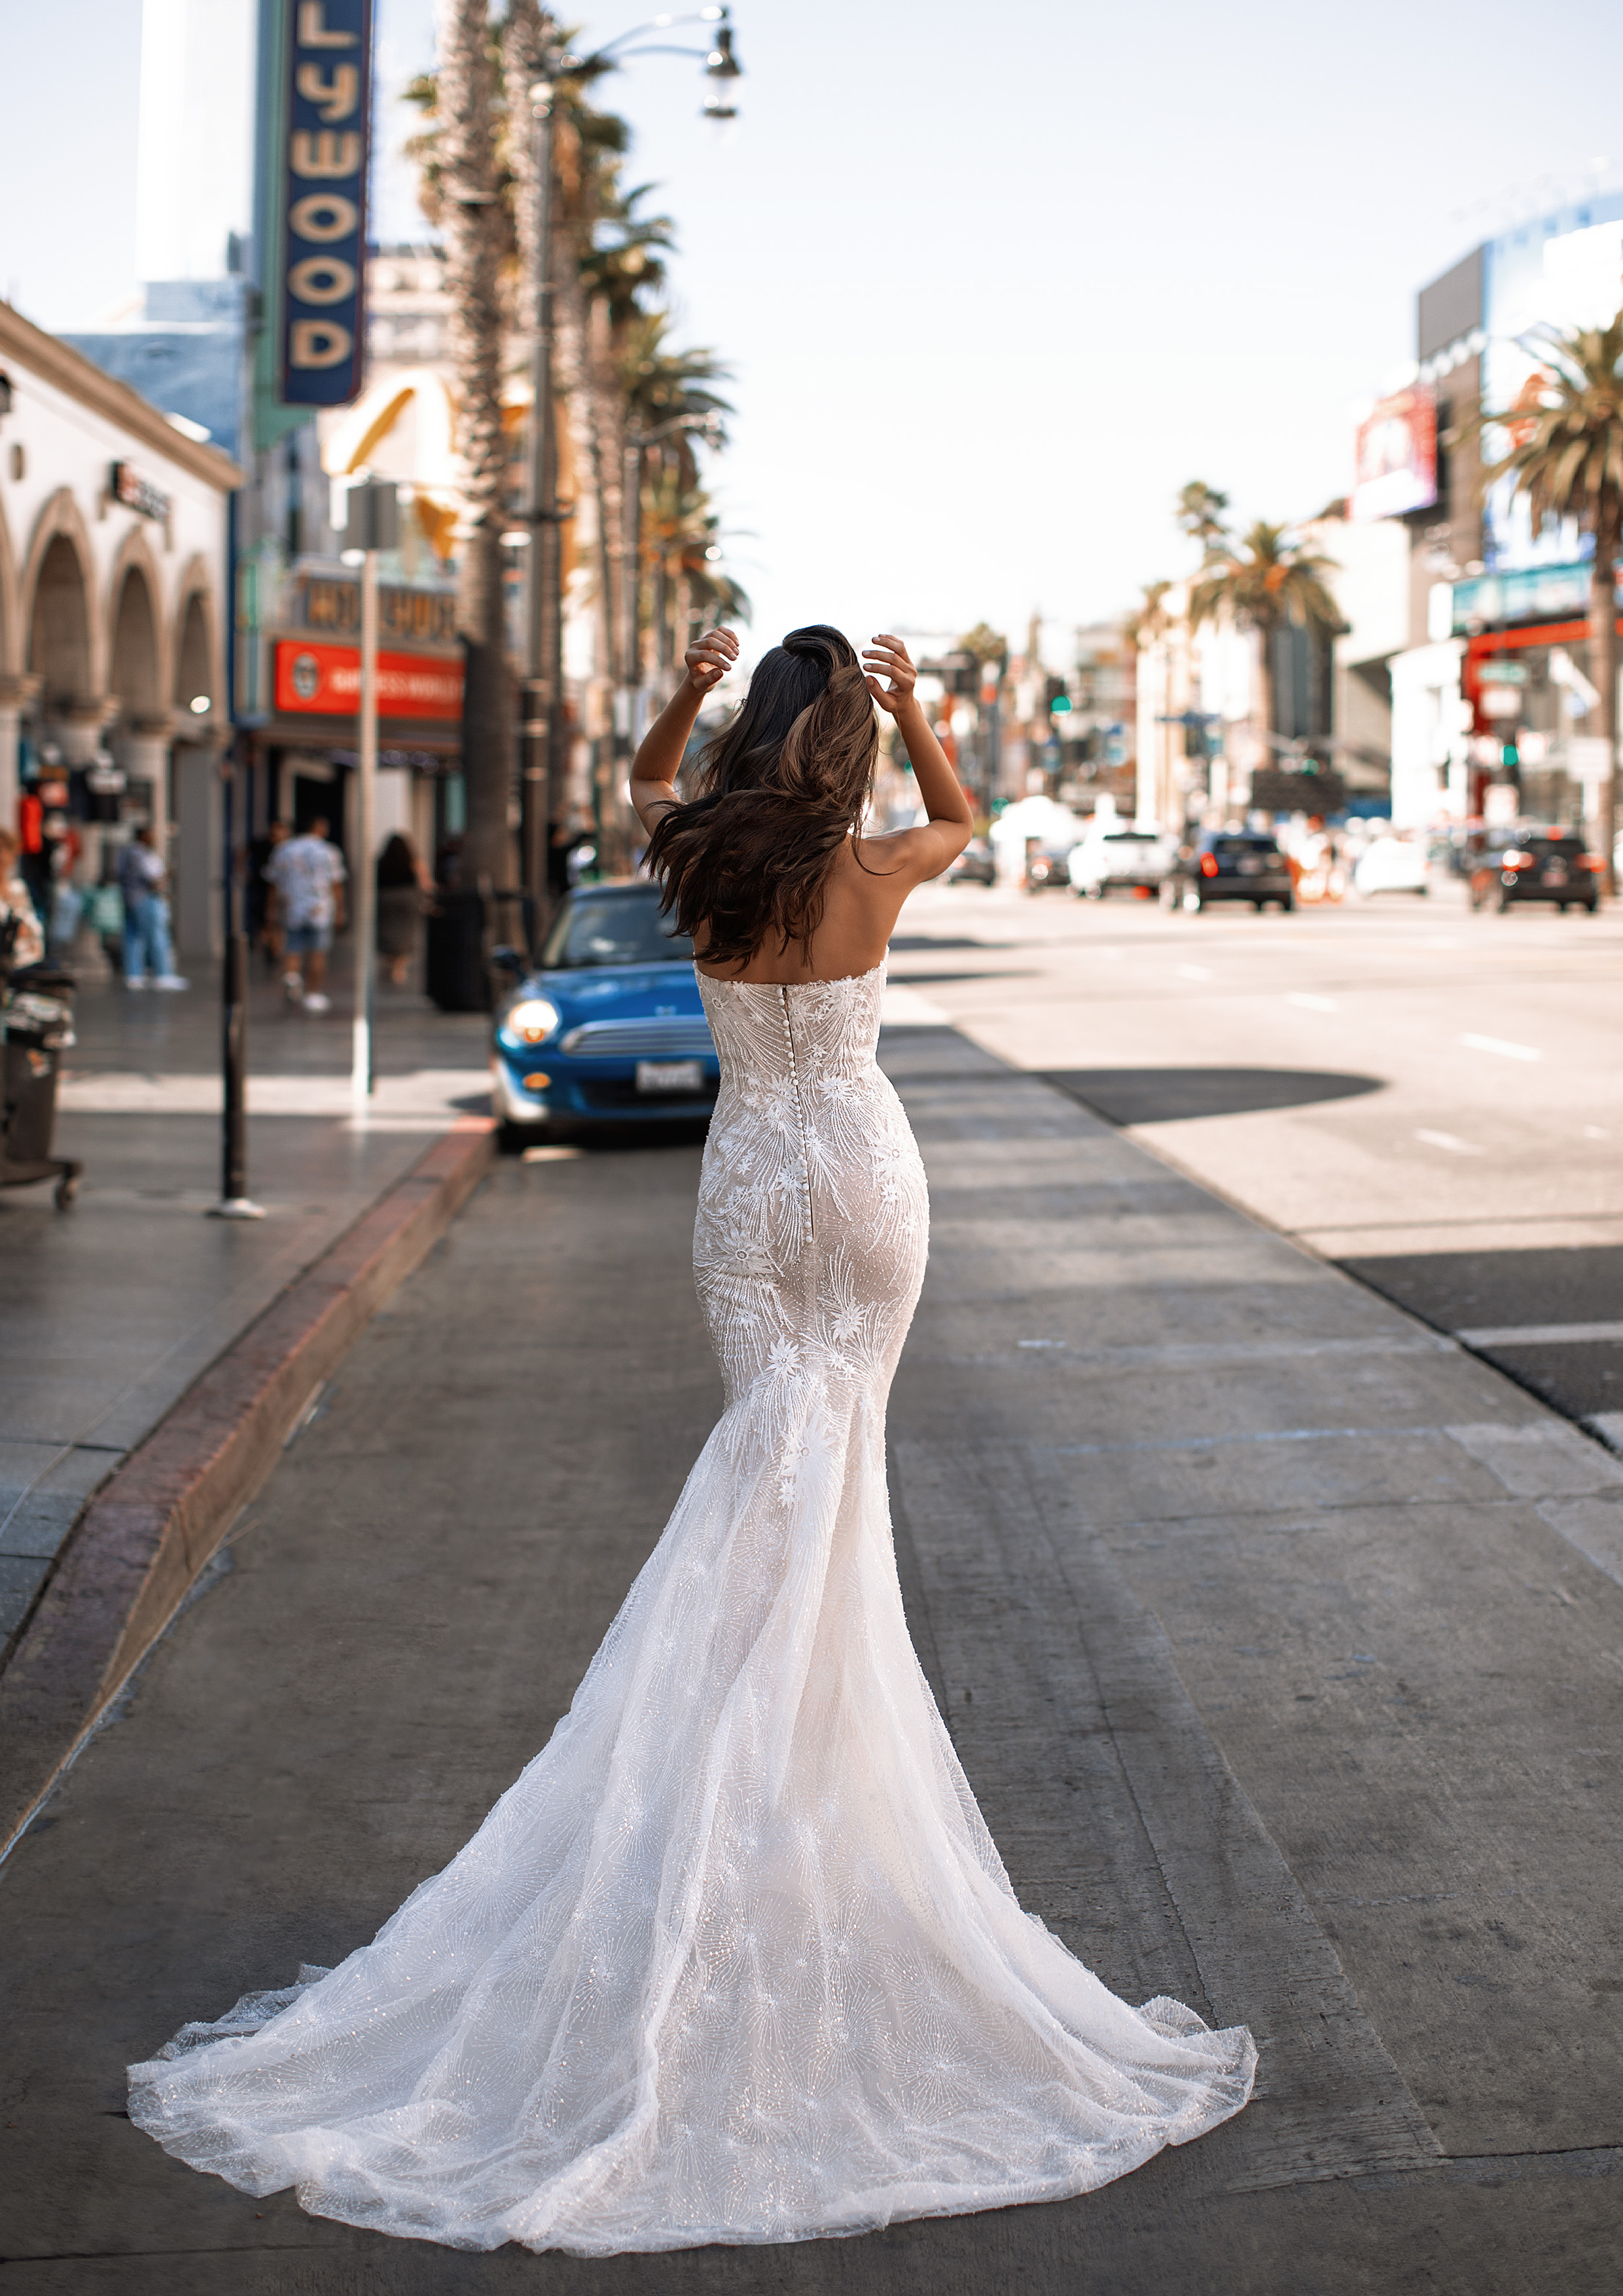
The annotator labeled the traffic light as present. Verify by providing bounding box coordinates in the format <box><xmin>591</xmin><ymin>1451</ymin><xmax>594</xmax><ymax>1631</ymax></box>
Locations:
<box><xmin>1044</xmin><ymin>675</ymin><xmax>1071</xmax><ymax>715</ymax></box>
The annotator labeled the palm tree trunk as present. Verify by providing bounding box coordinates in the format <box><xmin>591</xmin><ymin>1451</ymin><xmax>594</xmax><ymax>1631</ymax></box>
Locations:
<box><xmin>1591</xmin><ymin>507</ymin><xmax>1618</xmax><ymax>894</ymax></box>
<box><xmin>437</xmin><ymin>0</ymin><xmax>513</xmax><ymax>893</ymax></box>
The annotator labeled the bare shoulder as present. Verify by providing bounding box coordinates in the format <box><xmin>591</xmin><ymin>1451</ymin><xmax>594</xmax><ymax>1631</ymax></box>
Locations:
<box><xmin>855</xmin><ymin>819</ymin><xmax>972</xmax><ymax>884</ymax></box>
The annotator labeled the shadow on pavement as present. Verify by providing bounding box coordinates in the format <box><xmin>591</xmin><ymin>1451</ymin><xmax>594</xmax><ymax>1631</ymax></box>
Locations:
<box><xmin>1041</xmin><ymin>1067</ymin><xmax>1386</xmax><ymax>1125</ymax></box>
<box><xmin>1338</xmin><ymin>1245</ymin><xmax>1623</xmax><ymax>1430</ymax></box>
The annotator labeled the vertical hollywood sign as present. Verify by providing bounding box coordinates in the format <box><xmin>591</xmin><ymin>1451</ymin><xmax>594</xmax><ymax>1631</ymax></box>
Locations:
<box><xmin>281</xmin><ymin>0</ymin><xmax>373</xmax><ymax>406</ymax></box>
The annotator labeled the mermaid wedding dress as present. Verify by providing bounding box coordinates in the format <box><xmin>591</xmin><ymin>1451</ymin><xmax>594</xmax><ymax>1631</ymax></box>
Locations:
<box><xmin>129</xmin><ymin>961</ymin><xmax>1255</xmax><ymax>2253</ymax></box>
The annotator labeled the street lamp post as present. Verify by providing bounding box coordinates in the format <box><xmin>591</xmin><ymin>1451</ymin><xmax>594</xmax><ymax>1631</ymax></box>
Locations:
<box><xmin>520</xmin><ymin>9</ymin><xmax>741</xmax><ymax>903</ymax></box>
<box><xmin>337</xmin><ymin>476</ymin><xmax>399</xmax><ymax>1110</ymax></box>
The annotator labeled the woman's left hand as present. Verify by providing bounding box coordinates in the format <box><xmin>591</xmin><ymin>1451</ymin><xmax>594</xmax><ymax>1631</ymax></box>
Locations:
<box><xmin>862</xmin><ymin>635</ymin><xmax>918</xmax><ymax>716</ymax></box>
<box><xmin>686</xmin><ymin>628</ymin><xmax>738</xmax><ymax>694</ymax></box>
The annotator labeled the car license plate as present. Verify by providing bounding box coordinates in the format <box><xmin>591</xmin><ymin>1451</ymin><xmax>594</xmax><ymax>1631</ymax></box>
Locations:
<box><xmin>636</xmin><ymin>1059</ymin><xmax>704</xmax><ymax>1094</ymax></box>
<box><xmin>1238</xmin><ymin>857</ymin><xmax>1264</xmax><ymax>875</ymax></box>
<box><xmin>1542</xmin><ymin>865</ymin><xmax>1568</xmax><ymax>886</ymax></box>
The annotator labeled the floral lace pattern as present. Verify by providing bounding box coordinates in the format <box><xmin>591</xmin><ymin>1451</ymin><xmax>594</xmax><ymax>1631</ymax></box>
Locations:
<box><xmin>128</xmin><ymin>959</ymin><xmax>1255</xmax><ymax>2257</ymax></box>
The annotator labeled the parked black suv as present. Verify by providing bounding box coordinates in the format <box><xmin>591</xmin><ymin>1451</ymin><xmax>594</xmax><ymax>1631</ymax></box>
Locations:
<box><xmin>1164</xmin><ymin>831</ymin><xmax>1294</xmax><ymax>912</ymax></box>
<box><xmin>1466</xmin><ymin>825</ymin><xmax>1601</xmax><ymax>912</ymax></box>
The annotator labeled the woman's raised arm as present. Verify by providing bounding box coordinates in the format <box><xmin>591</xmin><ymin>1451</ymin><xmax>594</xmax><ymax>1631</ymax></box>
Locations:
<box><xmin>628</xmin><ymin>628</ymin><xmax>740</xmax><ymax>835</ymax></box>
<box><xmin>860</xmin><ymin>636</ymin><xmax>974</xmax><ymax>880</ymax></box>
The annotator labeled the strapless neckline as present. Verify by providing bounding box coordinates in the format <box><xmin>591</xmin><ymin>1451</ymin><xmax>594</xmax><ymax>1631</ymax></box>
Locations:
<box><xmin>692</xmin><ymin>958</ymin><xmax>887</xmax><ymax>990</ymax></box>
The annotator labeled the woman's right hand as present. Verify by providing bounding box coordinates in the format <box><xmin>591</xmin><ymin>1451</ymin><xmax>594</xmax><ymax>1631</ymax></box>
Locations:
<box><xmin>685</xmin><ymin>628</ymin><xmax>738</xmax><ymax>694</ymax></box>
<box><xmin>861</xmin><ymin>635</ymin><xmax>919</xmax><ymax>717</ymax></box>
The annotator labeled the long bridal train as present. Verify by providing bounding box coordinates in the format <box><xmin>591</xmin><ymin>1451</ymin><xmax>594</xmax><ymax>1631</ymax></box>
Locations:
<box><xmin>130</xmin><ymin>965</ymin><xmax>1255</xmax><ymax>2256</ymax></box>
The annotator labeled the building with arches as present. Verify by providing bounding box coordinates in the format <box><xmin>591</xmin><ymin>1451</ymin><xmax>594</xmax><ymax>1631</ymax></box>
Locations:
<box><xmin>0</xmin><ymin>299</ymin><xmax>240</xmax><ymax>957</ymax></box>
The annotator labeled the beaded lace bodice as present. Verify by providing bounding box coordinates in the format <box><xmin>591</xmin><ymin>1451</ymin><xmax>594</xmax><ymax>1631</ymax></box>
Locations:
<box><xmin>129</xmin><ymin>957</ymin><xmax>1254</xmax><ymax>2257</ymax></box>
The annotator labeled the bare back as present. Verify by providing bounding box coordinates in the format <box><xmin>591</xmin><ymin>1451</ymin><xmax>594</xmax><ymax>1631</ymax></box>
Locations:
<box><xmin>692</xmin><ymin>828</ymin><xmax>949</xmax><ymax>984</ymax></box>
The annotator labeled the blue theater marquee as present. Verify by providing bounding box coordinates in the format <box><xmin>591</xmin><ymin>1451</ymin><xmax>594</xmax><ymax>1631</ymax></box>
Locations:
<box><xmin>280</xmin><ymin>0</ymin><xmax>373</xmax><ymax>406</ymax></box>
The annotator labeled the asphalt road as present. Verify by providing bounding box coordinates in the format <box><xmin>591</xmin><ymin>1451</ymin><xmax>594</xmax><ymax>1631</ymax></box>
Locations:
<box><xmin>3</xmin><ymin>1011</ymin><xmax>1620</xmax><ymax>2291</ymax></box>
<box><xmin>890</xmin><ymin>874</ymin><xmax>1623</xmax><ymax>1450</ymax></box>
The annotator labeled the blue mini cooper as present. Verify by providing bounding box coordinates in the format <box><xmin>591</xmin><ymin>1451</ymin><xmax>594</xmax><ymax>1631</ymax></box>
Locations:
<box><xmin>490</xmin><ymin>880</ymin><xmax>719</xmax><ymax>1144</ymax></box>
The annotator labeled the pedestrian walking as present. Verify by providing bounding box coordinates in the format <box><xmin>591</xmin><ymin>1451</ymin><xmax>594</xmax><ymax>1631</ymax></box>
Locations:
<box><xmin>130</xmin><ymin>628</ymin><xmax>1254</xmax><ymax>2253</ymax></box>
<box><xmin>375</xmin><ymin>830</ymin><xmax>431</xmax><ymax>988</ymax></box>
<box><xmin>264</xmin><ymin>817</ymin><xmax>346</xmax><ymax>1013</ymax></box>
<box><xmin>247</xmin><ymin>818</ymin><xmax>289</xmax><ymax>971</ymax></box>
<box><xmin>0</xmin><ymin>828</ymin><xmax>45</xmax><ymax>971</ymax></box>
<box><xmin>116</xmin><ymin>827</ymin><xmax>187</xmax><ymax>990</ymax></box>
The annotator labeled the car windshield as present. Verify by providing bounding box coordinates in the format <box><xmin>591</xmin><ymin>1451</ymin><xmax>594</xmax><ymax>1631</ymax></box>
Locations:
<box><xmin>1211</xmin><ymin>836</ymin><xmax>1280</xmax><ymax>857</ymax></box>
<box><xmin>543</xmin><ymin>891</ymin><xmax>694</xmax><ymax>969</ymax></box>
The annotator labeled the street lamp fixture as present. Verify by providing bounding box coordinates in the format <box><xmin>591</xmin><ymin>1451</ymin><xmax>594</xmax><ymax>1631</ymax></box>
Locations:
<box><xmin>703</xmin><ymin>26</ymin><xmax>741</xmax><ymax>118</ymax></box>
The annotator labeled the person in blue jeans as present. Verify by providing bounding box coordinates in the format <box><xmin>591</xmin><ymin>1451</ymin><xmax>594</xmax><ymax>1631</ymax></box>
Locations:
<box><xmin>118</xmin><ymin>828</ymin><xmax>187</xmax><ymax>990</ymax></box>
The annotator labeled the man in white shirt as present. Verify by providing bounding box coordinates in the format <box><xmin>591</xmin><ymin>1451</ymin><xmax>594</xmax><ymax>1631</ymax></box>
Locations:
<box><xmin>264</xmin><ymin>817</ymin><xmax>347</xmax><ymax>1013</ymax></box>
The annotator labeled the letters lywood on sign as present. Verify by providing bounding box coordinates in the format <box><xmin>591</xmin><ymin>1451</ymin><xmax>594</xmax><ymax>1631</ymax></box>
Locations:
<box><xmin>281</xmin><ymin>0</ymin><xmax>373</xmax><ymax>408</ymax></box>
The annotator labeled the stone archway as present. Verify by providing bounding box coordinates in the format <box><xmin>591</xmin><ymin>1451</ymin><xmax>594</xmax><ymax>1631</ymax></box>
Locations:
<box><xmin>28</xmin><ymin>536</ymin><xmax>94</xmax><ymax>721</ymax></box>
<box><xmin>110</xmin><ymin>562</ymin><xmax>162</xmax><ymax>716</ymax></box>
<box><xmin>22</xmin><ymin>497</ymin><xmax>108</xmax><ymax>767</ymax></box>
<box><xmin>0</xmin><ymin>494</ymin><xmax>33</xmax><ymax>826</ymax></box>
<box><xmin>111</xmin><ymin>557</ymin><xmax>174</xmax><ymax>849</ymax></box>
<box><xmin>174</xmin><ymin>589</ymin><xmax>213</xmax><ymax>717</ymax></box>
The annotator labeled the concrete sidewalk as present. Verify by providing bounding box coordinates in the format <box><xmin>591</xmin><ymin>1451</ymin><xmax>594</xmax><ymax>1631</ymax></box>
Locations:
<box><xmin>1</xmin><ymin>954</ymin><xmax>491</xmax><ymax>1799</ymax></box>
<box><xmin>0</xmin><ymin>1022</ymin><xmax>1618</xmax><ymax>2290</ymax></box>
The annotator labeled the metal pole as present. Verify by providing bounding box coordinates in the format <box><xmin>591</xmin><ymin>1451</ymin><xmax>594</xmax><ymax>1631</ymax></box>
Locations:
<box><xmin>351</xmin><ymin>545</ymin><xmax>378</xmax><ymax>1111</ymax></box>
<box><xmin>211</xmin><ymin>745</ymin><xmax>264</xmax><ymax>1217</ymax></box>
<box><xmin>222</xmin><ymin>928</ymin><xmax>249</xmax><ymax>1196</ymax></box>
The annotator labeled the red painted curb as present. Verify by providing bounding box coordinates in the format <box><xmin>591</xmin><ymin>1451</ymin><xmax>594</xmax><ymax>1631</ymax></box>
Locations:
<box><xmin>0</xmin><ymin>1117</ymin><xmax>496</xmax><ymax>1854</ymax></box>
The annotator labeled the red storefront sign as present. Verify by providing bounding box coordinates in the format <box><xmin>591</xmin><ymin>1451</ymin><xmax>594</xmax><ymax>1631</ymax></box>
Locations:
<box><xmin>273</xmin><ymin>639</ymin><xmax>463</xmax><ymax>721</ymax></box>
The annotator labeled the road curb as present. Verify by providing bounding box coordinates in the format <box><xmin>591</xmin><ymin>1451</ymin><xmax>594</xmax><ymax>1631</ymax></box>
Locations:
<box><xmin>0</xmin><ymin>1117</ymin><xmax>496</xmax><ymax>1856</ymax></box>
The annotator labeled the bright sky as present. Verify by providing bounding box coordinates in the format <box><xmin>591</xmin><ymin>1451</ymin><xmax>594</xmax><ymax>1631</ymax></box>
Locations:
<box><xmin>5</xmin><ymin>0</ymin><xmax>1623</xmax><ymax>662</ymax></box>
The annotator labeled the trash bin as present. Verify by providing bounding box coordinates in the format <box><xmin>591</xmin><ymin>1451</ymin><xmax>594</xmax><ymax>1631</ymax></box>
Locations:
<box><xmin>425</xmin><ymin>888</ymin><xmax>489</xmax><ymax>1013</ymax></box>
<box><xmin>424</xmin><ymin>888</ymin><xmax>537</xmax><ymax>1013</ymax></box>
<box><xmin>1</xmin><ymin>965</ymin><xmax>82</xmax><ymax>1208</ymax></box>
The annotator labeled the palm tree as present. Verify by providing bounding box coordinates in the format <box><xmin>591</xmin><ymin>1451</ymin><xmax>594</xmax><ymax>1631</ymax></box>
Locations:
<box><xmin>644</xmin><ymin>471</ymin><xmax>749</xmax><ymax>678</ymax></box>
<box><xmin>619</xmin><ymin>318</ymin><xmax>732</xmax><ymax>687</ymax></box>
<box><xmin>1471</xmin><ymin>314</ymin><xmax>1623</xmax><ymax>891</ymax></box>
<box><xmin>1176</xmin><ymin>481</ymin><xmax>1230</xmax><ymax>558</ymax></box>
<box><xmin>1188</xmin><ymin>521</ymin><xmax>1342</xmax><ymax>751</ymax></box>
<box><xmin>1124</xmin><ymin>579</ymin><xmax>1173</xmax><ymax>651</ymax></box>
<box><xmin>426</xmin><ymin>0</ymin><xmax>514</xmax><ymax>889</ymax></box>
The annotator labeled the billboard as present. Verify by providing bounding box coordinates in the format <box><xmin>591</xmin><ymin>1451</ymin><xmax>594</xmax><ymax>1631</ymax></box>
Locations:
<box><xmin>280</xmin><ymin>0</ymin><xmax>372</xmax><ymax>407</ymax></box>
<box><xmin>1350</xmin><ymin>384</ymin><xmax>1437</xmax><ymax>522</ymax></box>
<box><xmin>274</xmin><ymin>641</ymin><xmax>464</xmax><ymax>721</ymax></box>
<box><xmin>1479</xmin><ymin>194</ymin><xmax>1623</xmax><ymax>571</ymax></box>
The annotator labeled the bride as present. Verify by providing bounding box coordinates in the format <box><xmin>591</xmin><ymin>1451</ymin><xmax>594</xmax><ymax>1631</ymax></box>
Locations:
<box><xmin>130</xmin><ymin>624</ymin><xmax>1255</xmax><ymax>2254</ymax></box>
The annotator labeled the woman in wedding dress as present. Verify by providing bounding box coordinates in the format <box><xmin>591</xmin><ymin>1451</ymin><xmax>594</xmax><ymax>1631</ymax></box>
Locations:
<box><xmin>130</xmin><ymin>624</ymin><xmax>1255</xmax><ymax>2254</ymax></box>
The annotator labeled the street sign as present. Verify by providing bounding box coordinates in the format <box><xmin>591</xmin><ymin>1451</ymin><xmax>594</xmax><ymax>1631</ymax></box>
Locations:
<box><xmin>273</xmin><ymin>640</ymin><xmax>463</xmax><ymax>719</ymax></box>
<box><xmin>280</xmin><ymin>0</ymin><xmax>373</xmax><ymax>407</ymax></box>
<box><xmin>1250</xmin><ymin>768</ymin><xmax>1347</xmax><ymax>814</ymax></box>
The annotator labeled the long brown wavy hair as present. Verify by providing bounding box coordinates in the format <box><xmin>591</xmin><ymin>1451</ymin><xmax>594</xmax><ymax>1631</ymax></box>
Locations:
<box><xmin>645</xmin><ymin>624</ymin><xmax>887</xmax><ymax>969</ymax></box>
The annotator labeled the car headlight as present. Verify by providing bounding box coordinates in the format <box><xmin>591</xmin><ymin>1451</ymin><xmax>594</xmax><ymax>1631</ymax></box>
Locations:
<box><xmin>504</xmin><ymin>996</ymin><xmax>560</xmax><ymax>1045</ymax></box>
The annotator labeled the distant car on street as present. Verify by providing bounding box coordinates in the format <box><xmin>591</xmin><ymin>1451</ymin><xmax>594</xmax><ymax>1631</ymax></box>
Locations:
<box><xmin>1163</xmin><ymin>831</ymin><xmax>1294</xmax><ymax>912</ymax></box>
<box><xmin>1067</xmin><ymin>823</ymin><xmax>1173</xmax><ymax>900</ymax></box>
<box><xmin>1023</xmin><ymin>839</ymin><xmax>1078</xmax><ymax>891</ymax></box>
<box><xmin>1466</xmin><ymin>825</ymin><xmax>1601</xmax><ymax>912</ymax></box>
<box><xmin>490</xmin><ymin>880</ymin><xmax>719</xmax><ymax>1147</ymax></box>
<box><xmin>946</xmin><ymin>836</ymin><xmax>995</xmax><ymax>886</ymax></box>
<box><xmin>1351</xmin><ymin>835</ymin><xmax>1429</xmax><ymax>899</ymax></box>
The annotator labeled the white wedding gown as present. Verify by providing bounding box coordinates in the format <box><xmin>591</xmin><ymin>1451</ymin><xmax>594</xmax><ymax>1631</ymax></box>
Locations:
<box><xmin>129</xmin><ymin>961</ymin><xmax>1255</xmax><ymax>2254</ymax></box>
